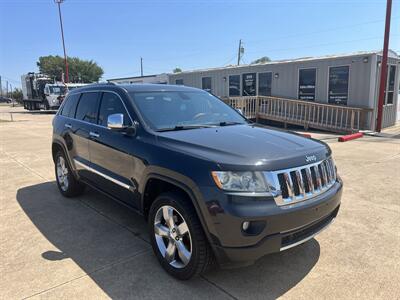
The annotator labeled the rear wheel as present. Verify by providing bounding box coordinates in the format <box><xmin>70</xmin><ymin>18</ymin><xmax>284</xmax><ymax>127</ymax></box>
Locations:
<box><xmin>149</xmin><ymin>192</ymin><xmax>214</xmax><ymax>280</ymax></box>
<box><xmin>55</xmin><ymin>150</ymin><xmax>85</xmax><ymax>197</ymax></box>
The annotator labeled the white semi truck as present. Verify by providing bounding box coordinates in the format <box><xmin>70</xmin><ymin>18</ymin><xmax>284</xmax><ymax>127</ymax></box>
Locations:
<box><xmin>21</xmin><ymin>73</ymin><xmax>66</xmax><ymax>111</ymax></box>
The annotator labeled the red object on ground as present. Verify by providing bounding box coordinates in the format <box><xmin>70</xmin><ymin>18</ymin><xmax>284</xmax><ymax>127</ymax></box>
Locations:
<box><xmin>338</xmin><ymin>132</ymin><xmax>363</xmax><ymax>142</ymax></box>
<box><xmin>300</xmin><ymin>133</ymin><xmax>312</xmax><ymax>138</ymax></box>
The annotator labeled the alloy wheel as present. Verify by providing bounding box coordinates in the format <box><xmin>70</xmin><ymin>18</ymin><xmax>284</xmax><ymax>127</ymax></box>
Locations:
<box><xmin>154</xmin><ymin>205</ymin><xmax>192</xmax><ymax>268</ymax></box>
<box><xmin>56</xmin><ymin>156</ymin><xmax>69</xmax><ymax>191</ymax></box>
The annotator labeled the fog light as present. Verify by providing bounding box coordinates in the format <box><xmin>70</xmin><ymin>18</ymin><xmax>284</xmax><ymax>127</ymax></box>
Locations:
<box><xmin>242</xmin><ymin>221</ymin><xmax>250</xmax><ymax>231</ymax></box>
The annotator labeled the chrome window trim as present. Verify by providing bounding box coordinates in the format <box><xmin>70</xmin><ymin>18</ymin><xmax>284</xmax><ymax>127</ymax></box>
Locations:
<box><xmin>74</xmin><ymin>159</ymin><xmax>134</xmax><ymax>191</ymax></box>
<box><xmin>58</xmin><ymin>90</ymin><xmax>134</xmax><ymax>127</ymax></box>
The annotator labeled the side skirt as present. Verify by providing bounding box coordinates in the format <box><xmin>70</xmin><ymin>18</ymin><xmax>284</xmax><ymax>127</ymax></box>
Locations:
<box><xmin>79</xmin><ymin>178</ymin><xmax>144</xmax><ymax>217</ymax></box>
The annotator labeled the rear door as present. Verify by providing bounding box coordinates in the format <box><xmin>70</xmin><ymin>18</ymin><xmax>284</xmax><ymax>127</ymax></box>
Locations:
<box><xmin>69</xmin><ymin>92</ymin><xmax>101</xmax><ymax>179</ymax></box>
<box><xmin>88</xmin><ymin>91</ymin><xmax>139</xmax><ymax>207</ymax></box>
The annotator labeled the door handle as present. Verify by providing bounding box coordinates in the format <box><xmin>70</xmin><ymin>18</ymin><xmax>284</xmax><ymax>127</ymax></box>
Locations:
<box><xmin>89</xmin><ymin>131</ymin><xmax>100</xmax><ymax>138</ymax></box>
<box><xmin>65</xmin><ymin>123</ymin><xmax>72</xmax><ymax>129</ymax></box>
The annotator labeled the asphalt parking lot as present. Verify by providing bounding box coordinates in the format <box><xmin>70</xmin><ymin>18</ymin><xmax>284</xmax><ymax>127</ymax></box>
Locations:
<box><xmin>1</xmin><ymin>105</ymin><xmax>399</xmax><ymax>299</ymax></box>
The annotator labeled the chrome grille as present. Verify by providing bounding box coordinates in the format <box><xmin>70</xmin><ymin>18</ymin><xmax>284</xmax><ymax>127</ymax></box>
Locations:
<box><xmin>265</xmin><ymin>158</ymin><xmax>336</xmax><ymax>206</ymax></box>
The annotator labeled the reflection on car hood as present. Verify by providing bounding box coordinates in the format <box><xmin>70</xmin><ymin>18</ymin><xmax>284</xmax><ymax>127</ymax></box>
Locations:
<box><xmin>157</xmin><ymin>124</ymin><xmax>330</xmax><ymax>170</ymax></box>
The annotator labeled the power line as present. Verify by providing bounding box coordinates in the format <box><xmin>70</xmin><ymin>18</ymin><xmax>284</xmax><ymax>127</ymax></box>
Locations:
<box><xmin>247</xmin><ymin>16</ymin><xmax>400</xmax><ymax>45</ymax></box>
<box><xmin>246</xmin><ymin>35</ymin><xmax>400</xmax><ymax>56</ymax></box>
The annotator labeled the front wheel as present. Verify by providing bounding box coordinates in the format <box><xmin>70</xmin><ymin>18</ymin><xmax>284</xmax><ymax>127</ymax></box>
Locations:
<box><xmin>149</xmin><ymin>192</ymin><xmax>214</xmax><ymax>280</ymax></box>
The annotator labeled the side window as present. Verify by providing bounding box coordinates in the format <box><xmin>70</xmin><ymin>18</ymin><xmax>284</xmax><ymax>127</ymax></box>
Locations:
<box><xmin>258</xmin><ymin>72</ymin><xmax>272</xmax><ymax>96</ymax></box>
<box><xmin>328</xmin><ymin>66</ymin><xmax>349</xmax><ymax>105</ymax></box>
<box><xmin>242</xmin><ymin>73</ymin><xmax>256</xmax><ymax>96</ymax></box>
<box><xmin>202</xmin><ymin>77</ymin><xmax>212</xmax><ymax>93</ymax></box>
<box><xmin>75</xmin><ymin>92</ymin><xmax>100</xmax><ymax>123</ymax></box>
<box><xmin>386</xmin><ymin>65</ymin><xmax>396</xmax><ymax>105</ymax></box>
<box><xmin>60</xmin><ymin>93</ymin><xmax>80</xmax><ymax>118</ymax></box>
<box><xmin>298</xmin><ymin>68</ymin><xmax>316</xmax><ymax>101</ymax></box>
<box><xmin>98</xmin><ymin>92</ymin><xmax>131</xmax><ymax>127</ymax></box>
<box><xmin>229</xmin><ymin>75</ymin><xmax>240</xmax><ymax>96</ymax></box>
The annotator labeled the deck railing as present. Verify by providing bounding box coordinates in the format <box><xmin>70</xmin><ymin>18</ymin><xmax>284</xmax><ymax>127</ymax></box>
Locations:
<box><xmin>226</xmin><ymin>96</ymin><xmax>373</xmax><ymax>133</ymax></box>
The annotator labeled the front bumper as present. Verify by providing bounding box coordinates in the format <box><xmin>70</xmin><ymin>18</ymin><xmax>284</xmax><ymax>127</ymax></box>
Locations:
<box><xmin>200</xmin><ymin>180</ymin><xmax>342</xmax><ymax>268</ymax></box>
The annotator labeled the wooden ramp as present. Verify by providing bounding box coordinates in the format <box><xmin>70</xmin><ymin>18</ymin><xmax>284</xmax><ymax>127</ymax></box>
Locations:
<box><xmin>226</xmin><ymin>96</ymin><xmax>373</xmax><ymax>133</ymax></box>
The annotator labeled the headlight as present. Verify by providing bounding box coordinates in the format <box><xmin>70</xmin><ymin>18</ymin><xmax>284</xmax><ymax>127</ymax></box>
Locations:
<box><xmin>211</xmin><ymin>171</ymin><xmax>269</xmax><ymax>192</ymax></box>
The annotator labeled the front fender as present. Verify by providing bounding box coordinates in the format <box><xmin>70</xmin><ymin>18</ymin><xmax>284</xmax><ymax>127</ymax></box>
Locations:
<box><xmin>140</xmin><ymin>167</ymin><xmax>221</xmax><ymax>247</ymax></box>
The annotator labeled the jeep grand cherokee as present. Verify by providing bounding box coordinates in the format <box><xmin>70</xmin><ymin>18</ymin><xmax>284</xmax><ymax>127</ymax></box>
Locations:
<box><xmin>52</xmin><ymin>83</ymin><xmax>342</xmax><ymax>280</ymax></box>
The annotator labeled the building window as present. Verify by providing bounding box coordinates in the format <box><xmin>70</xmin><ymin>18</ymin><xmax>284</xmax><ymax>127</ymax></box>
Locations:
<box><xmin>328</xmin><ymin>66</ymin><xmax>349</xmax><ymax>105</ymax></box>
<box><xmin>229</xmin><ymin>75</ymin><xmax>240</xmax><ymax>96</ymax></box>
<box><xmin>202</xmin><ymin>77</ymin><xmax>212</xmax><ymax>92</ymax></box>
<box><xmin>242</xmin><ymin>73</ymin><xmax>256</xmax><ymax>96</ymax></box>
<box><xmin>386</xmin><ymin>65</ymin><xmax>396</xmax><ymax>105</ymax></box>
<box><xmin>258</xmin><ymin>72</ymin><xmax>272</xmax><ymax>96</ymax></box>
<box><xmin>175</xmin><ymin>79</ymin><xmax>183</xmax><ymax>85</ymax></box>
<box><xmin>298</xmin><ymin>68</ymin><xmax>316</xmax><ymax>101</ymax></box>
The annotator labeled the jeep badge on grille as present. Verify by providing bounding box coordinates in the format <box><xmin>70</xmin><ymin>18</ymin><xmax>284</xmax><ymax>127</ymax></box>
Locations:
<box><xmin>305</xmin><ymin>155</ymin><xmax>317</xmax><ymax>163</ymax></box>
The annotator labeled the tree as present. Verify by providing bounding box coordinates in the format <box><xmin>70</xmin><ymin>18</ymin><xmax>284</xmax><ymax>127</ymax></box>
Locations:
<box><xmin>11</xmin><ymin>88</ymin><xmax>23</xmax><ymax>103</ymax></box>
<box><xmin>251</xmin><ymin>56</ymin><xmax>271</xmax><ymax>64</ymax></box>
<box><xmin>173</xmin><ymin>67</ymin><xmax>182</xmax><ymax>73</ymax></box>
<box><xmin>37</xmin><ymin>55</ymin><xmax>104</xmax><ymax>83</ymax></box>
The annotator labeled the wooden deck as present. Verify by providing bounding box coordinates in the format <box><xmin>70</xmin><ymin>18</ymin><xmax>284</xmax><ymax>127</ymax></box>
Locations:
<box><xmin>226</xmin><ymin>96</ymin><xmax>373</xmax><ymax>133</ymax></box>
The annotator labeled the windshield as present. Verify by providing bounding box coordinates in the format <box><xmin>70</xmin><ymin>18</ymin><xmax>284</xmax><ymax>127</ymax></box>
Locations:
<box><xmin>49</xmin><ymin>86</ymin><xmax>66</xmax><ymax>95</ymax></box>
<box><xmin>129</xmin><ymin>91</ymin><xmax>247</xmax><ymax>131</ymax></box>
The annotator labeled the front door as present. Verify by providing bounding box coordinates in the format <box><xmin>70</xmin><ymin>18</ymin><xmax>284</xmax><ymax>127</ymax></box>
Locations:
<box><xmin>88</xmin><ymin>91</ymin><xmax>139</xmax><ymax>208</ymax></box>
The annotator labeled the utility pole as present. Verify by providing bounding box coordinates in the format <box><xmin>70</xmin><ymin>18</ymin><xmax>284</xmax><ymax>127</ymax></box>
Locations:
<box><xmin>10</xmin><ymin>84</ymin><xmax>12</xmax><ymax>98</ymax></box>
<box><xmin>55</xmin><ymin>0</ymin><xmax>69</xmax><ymax>83</ymax></box>
<box><xmin>0</xmin><ymin>76</ymin><xmax>2</xmax><ymax>96</ymax></box>
<box><xmin>140</xmin><ymin>57</ymin><xmax>143</xmax><ymax>77</ymax></box>
<box><xmin>6</xmin><ymin>80</ymin><xmax>8</xmax><ymax>98</ymax></box>
<box><xmin>376</xmin><ymin>0</ymin><xmax>392</xmax><ymax>132</ymax></box>
<box><xmin>237</xmin><ymin>39</ymin><xmax>242</xmax><ymax>65</ymax></box>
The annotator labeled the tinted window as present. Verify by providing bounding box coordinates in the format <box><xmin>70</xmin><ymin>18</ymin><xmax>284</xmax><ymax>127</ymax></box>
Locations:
<box><xmin>386</xmin><ymin>65</ymin><xmax>396</xmax><ymax>105</ymax></box>
<box><xmin>328</xmin><ymin>66</ymin><xmax>349</xmax><ymax>105</ymax></box>
<box><xmin>98</xmin><ymin>92</ymin><xmax>131</xmax><ymax>127</ymax></box>
<box><xmin>60</xmin><ymin>93</ymin><xmax>80</xmax><ymax>118</ymax></box>
<box><xmin>75</xmin><ymin>92</ymin><xmax>100</xmax><ymax>123</ymax></box>
<box><xmin>242</xmin><ymin>73</ymin><xmax>256</xmax><ymax>96</ymax></box>
<box><xmin>258</xmin><ymin>72</ymin><xmax>272</xmax><ymax>96</ymax></box>
<box><xmin>299</xmin><ymin>69</ymin><xmax>316</xmax><ymax>101</ymax></box>
<box><xmin>202</xmin><ymin>77</ymin><xmax>212</xmax><ymax>92</ymax></box>
<box><xmin>229</xmin><ymin>75</ymin><xmax>240</xmax><ymax>96</ymax></box>
<box><xmin>175</xmin><ymin>79</ymin><xmax>184</xmax><ymax>85</ymax></box>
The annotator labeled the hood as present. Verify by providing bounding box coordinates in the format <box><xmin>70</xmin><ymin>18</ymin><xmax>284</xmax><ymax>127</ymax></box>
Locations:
<box><xmin>156</xmin><ymin>124</ymin><xmax>330</xmax><ymax>170</ymax></box>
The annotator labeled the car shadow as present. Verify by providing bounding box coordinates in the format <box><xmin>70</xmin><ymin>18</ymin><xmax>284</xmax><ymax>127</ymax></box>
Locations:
<box><xmin>17</xmin><ymin>182</ymin><xmax>320</xmax><ymax>299</ymax></box>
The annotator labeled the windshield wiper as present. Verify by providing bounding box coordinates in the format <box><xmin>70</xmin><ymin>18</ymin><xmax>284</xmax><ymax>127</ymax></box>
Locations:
<box><xmin>156</xmin><ymin>124</ymin><xmax>216</xmax><ymax>132</ymax></box>
<box><xmin>218</xmin><ymin>121</ymin><xmax>243</xmax><ymax>126</ymax></box>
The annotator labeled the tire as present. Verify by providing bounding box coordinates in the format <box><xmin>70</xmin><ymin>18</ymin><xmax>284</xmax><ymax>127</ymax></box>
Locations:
<box><xmin>149</xmin><ymin>192</ymin><xmax>214</xmax><ymax>280</ymax></box>
<box><xmin>54</xmin><ymin>150</ymin><xmax>85</xmax><ymax>197</ymax></box>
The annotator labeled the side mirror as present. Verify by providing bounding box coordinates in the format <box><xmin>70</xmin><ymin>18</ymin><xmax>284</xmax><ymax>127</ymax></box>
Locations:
<box><xmin>107</xmin><ymin>113</ymin><xmax>125</xmax><ymax>130</ymax></box>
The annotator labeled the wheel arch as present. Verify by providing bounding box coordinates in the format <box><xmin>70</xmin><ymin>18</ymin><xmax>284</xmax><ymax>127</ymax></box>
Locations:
<box><xmin>141</xmin><ymin>172</ymin><xmax>218</xmax><ymax>249</ymax></box>
<box><xmin>51</xmin><ymin>141</ymin><xmax>76</xmax><ymax>177</ymax></box>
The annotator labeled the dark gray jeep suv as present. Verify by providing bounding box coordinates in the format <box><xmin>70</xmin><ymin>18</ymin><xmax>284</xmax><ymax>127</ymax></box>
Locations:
<box><xmin>52</xmin><ymin>83</ymin><xmax>342</xmax><ymax>279</ymax></box>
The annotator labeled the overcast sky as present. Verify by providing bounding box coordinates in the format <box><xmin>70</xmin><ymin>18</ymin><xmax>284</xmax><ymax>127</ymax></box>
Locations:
<box><xmin>1</xmin><ymin>0</ymin><xmax>399</xmax><ymax>88</ymax></box>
